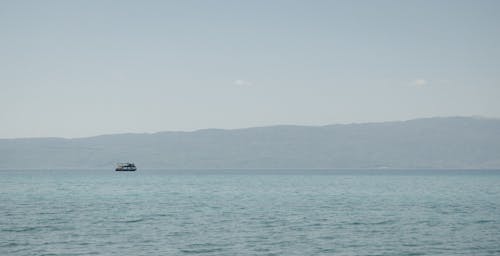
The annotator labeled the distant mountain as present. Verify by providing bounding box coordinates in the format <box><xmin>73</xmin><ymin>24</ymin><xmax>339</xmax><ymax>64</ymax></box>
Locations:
<box><xmin>1</xmin><ymin>117</ymin><xmax>500</xmax><ymax>169</ymax></box>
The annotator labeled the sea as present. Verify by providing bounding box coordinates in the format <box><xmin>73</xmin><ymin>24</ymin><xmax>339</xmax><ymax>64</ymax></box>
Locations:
<box><xmin>1</xmin><ymin>169</ymin><xmax>499</xmax><ymax>256</ymax></box>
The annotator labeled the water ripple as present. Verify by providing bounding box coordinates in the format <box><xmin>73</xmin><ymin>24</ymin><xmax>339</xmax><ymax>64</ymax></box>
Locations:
<box><xmin>1</xmin><ymin>169</ymin><xmax>500</xmax><ymax>255</ymax></box>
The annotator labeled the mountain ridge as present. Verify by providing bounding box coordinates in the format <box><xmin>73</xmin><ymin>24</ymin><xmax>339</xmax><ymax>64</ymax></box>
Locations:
<box><xmin>1</xmin><ymin>116</ymin><xmax>500</xmax><ymax>169</ymax></box>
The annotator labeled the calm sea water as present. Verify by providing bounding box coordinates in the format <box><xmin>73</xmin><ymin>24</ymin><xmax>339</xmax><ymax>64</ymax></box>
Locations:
<box><xmin>1</xmin><ymin>169</ymin><xmax>499</xmax><ymax>256</ymax></box>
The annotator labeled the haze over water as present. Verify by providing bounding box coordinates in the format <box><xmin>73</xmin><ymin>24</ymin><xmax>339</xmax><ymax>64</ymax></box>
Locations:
<box><xmin>1</xmin><ymin>169</ymin><xmax>499</xmax><ymax>255</ymax></box>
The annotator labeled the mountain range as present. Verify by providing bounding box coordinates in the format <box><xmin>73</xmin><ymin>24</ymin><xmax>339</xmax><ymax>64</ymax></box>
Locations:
<box><xmin>1</xmin><ymin>117</ymin><xmax>499</xmax><ymax>169</ymax></box>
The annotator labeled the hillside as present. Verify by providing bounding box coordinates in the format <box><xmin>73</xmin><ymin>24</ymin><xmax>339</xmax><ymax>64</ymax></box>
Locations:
<box><xmin>1</xmin><ymin>117</ymin><xmax>500</xmax><ymax>169</ymax></box>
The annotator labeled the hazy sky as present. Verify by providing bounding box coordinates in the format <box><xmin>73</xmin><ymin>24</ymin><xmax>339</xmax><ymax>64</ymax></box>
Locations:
<box><xmin>1</xmin><ymin>0</ymin><xmax>499</xmax><ymax>138</ymax></box>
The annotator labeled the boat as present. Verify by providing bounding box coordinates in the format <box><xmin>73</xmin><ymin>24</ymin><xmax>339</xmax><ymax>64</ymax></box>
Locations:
<box><xmin>115</xmin><ymin>162</ymin><xmax>137</xmax><ymax>171</ymax></box>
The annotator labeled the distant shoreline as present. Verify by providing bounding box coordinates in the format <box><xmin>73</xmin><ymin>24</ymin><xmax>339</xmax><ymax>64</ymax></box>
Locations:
<box><xmin>1</xmin><ymin>168</ymin><xmax>499</xmax><ymax>171</ymax></box>
<box><xmin>2</xmin><ymin>117</ymin><xmax>500</xmax><ymax>169</ymax></box>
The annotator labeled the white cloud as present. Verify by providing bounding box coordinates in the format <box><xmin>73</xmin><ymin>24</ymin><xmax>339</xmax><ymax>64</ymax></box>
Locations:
<box><xmin>234</xmin><ymin>79</ymin><xmax>252</xmax><ymax>86</ymax></box>
<box><xmin>412</xmin><ymin>79</ymin><xmax>428</xmax><ymax>87</ymax></box>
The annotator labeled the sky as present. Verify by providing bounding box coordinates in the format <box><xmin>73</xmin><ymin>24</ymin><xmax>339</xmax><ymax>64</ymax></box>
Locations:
<box><xmin>1</xmin><ymin>0</ymin><xmax>499</xmax><ymax>138</ymax></box>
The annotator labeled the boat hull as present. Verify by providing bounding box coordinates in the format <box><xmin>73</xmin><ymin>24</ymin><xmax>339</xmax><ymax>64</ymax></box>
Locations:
<box><xmin>115</xmin><ymin>168</ymin><xmax>137</xmax><ymax>171</ymax></box>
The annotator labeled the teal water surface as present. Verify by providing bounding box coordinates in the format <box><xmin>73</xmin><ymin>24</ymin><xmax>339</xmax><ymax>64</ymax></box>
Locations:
<box><xmin>1</xmin><ymin>169</ymin><xmax>500</xmax><ymax>255</ymax></box>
